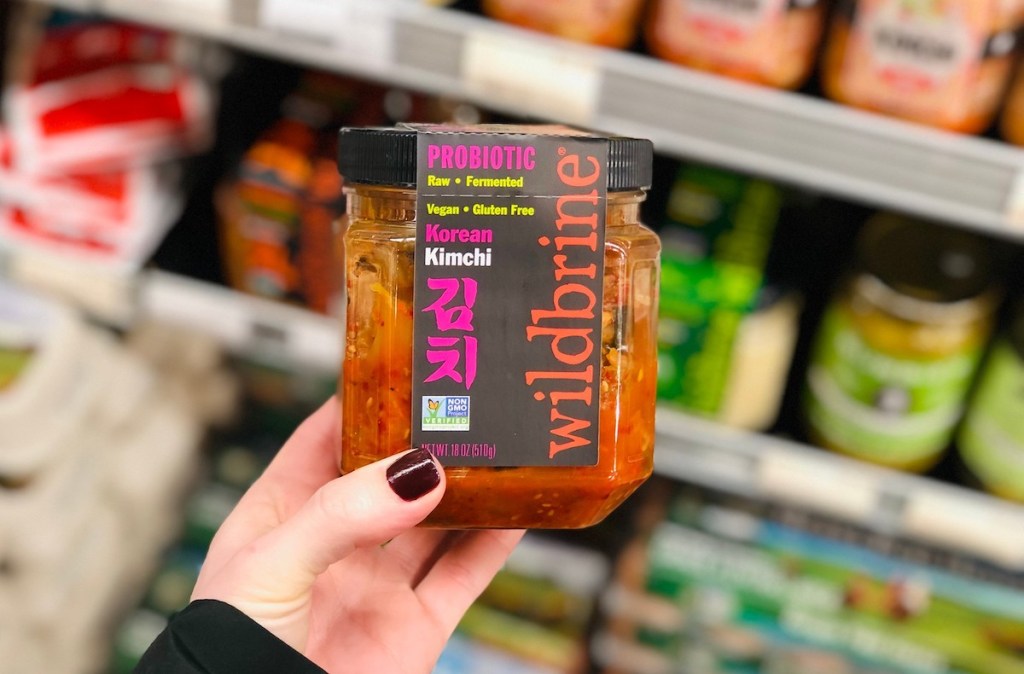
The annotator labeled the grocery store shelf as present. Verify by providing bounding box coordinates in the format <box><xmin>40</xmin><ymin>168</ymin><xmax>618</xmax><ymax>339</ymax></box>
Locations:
<box><xmin>1</xmin><ymin>246</ymin><xmax>341</xmax><ymax>369</ymax></box>
<box><xmin>9</xmin><ymin>239</ymin><xmax>1024</xmax><ymax>567</ymax></box>
<box><xmin>139</xmin><ymin>271</ymin><xmax>341</xmax><ymax>371</ymax></box>
<box><xmin>134</xmin><ymin>273</ymin><xmax>1024</xmax><ymax>570</ymax></box>
<box><xmin>655</xmin><ymin>407</ymin><xmax>1024</xmax><ymax>570</ymax></box>
<box><xmin>39</xmin><ymin>0</ymin><xmax>1024</xmax><ymax>239</ymax></box>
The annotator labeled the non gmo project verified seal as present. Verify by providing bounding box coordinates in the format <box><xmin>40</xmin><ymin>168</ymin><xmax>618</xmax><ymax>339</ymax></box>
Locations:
<box><xmin>421</xmin><ymin>396</ymin><xmax>470</xmax><ymax>431</ymax></box>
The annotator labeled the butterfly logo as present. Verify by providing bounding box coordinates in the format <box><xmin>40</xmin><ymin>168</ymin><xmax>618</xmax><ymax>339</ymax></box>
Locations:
<box><xmin>427</xmin><ymin>399</ymin><xmax>441</xmax><ymax>418</ymax></box>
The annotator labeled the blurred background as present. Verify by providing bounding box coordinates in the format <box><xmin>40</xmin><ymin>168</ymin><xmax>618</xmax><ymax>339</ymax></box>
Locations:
<box><xmin>3</xmin><ymin>0</ymin><xmax>1024</xmax><ymax>672</ymax></box>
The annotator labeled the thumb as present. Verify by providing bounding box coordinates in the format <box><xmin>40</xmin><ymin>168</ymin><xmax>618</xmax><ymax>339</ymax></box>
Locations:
<box><xmin>220</xmin><ymin>448</ymin><xmax>444</xmax><ymax>598</ymax></box>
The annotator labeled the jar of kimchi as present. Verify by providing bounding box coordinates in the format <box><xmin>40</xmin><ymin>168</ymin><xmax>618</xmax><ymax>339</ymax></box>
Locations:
<box><xmin>482</xmin><ymin>0</ymin><xmax>647</xmax><ymax>48</ymax></box>
<box><xmin>822</xmin><ymin>0</ymin><xmax>1024</xmax><ymax>133</ymax></box>
<box><xmin>337</xmin><ymin>125</ymin><xmax>660</xmax><ymax>528</ymax></box>
<box><xmin>1001</xmin><ymin>64</ymin><xmax>1024</xmax><ymax>144</ymax></box>
<box><xmin>645</xmin><ymin>0</ymin><xmax>827</xmax><ymax>89</ymax></box>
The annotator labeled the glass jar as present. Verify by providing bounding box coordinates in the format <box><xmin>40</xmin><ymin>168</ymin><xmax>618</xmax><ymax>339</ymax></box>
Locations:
<box><xmin>1001</xmin><ymin>65</ymin><xmax>1024</xmax><ymax>145</ymax></box>
<box><xmin>337</xmin><ymin>127</ymin><xmax>660</xmax><ymax>528</ymax></box>
<box><xmin>957</xmin><ymin>301</ymin><xmax>1024</xmax><ymax>502</ymax></box>
<box><xmin>645</xmin><ymin>0</ymin><xmax>827</xmax><ymax>89</ymax></box>
<box><xmin>822</xmin><ymin>0</ymin><xmax>1024</xmax><ymax>133</ymax></box>
<box><xmin>481</xmin><ymin>0</ymin><xmax>647</xmax><ymax>48</ymax></box>
<box><xmin>804</xmin><ymin>213</ymin><xmax>998</xmax><ymax>471</ymax></box>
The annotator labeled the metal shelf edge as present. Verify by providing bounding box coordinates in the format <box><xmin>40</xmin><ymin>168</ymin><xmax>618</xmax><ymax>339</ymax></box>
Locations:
<box><xmin>654</xmin><ymin>406</ymin><xmax>1024</xmax><ymax>570</ymax></box>
<box><xmin>33</xmin><ymin>0</ymin><xmax>1024</xmax><ymax>240</ymax></box>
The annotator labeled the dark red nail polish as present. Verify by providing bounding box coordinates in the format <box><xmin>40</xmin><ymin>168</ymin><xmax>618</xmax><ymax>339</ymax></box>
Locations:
<box><xmin>387</xmin><ymin>449</ymin><xmax>440</xmax><ymax>501</ymax></box>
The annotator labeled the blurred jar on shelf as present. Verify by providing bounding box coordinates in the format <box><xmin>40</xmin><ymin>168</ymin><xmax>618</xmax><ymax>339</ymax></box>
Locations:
<box><xmin>957</xmin><ymin>300</ymin><xmax>1024</xmax><ymax>502</ymax></box>
<box><xmin>1000</xmin><ymin>64</ymin><xmax>1024</xmax><ymax>144</ymax></box>
<box><xmin>822</xmin><ymin>0</ymin><xmax>1024</xmax><ymax>133</ymax></box>
<box><xmin>218</xmin><ymin>116</ymin><xmax>346</xmax><ymax>314</ymax></box>
<box><xmin>217</xmin><ymin>75</ymin><xmax>369</xmax><ymax>315</ymax></box>
<box><xmin>645</xmin><ymin>0</ymin><xmax>828</xmax><ymax>89</ymax></box>
<box><xmin>804</xmin><ymin>213</ymin><xmax>1000</xmax><ymax>472</ymax></box>
<box><xmin>481</xmin><ymin>0</ymin><xmax>647</xmax><ymax>48</ymax></box>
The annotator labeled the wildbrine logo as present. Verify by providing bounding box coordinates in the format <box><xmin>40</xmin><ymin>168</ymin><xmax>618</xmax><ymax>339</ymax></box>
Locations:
<box><xmin>421</xmin><ymin>396</ymin><xmax>471</xmax><ymax>431</ymax></box>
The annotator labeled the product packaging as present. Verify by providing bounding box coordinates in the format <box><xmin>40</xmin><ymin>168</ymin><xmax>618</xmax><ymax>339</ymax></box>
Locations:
<box><xmin>958</xmin><ymin>301</ymin><xmax>1024</xmax><ymax>501</ymax></box>
<box><xmin>822</xmin><ymin>0</ymin><xmax>1024</xmax><ymax>132</ymax></box>
<box><xmin>0</xmin><ymin>15</ymin><xmax>215</xmax><ymax>273</ymax></box>
<box><xmin>337</xmin><ymin>124</ymin><xmax>660</xmax><ymax>528</ymax></box>
<box><xmin>0</xmin><ymin>282</ymin><xmax>205</xmax><ymax>666</ymax></box>
<box><xmin>5</xmin><ymin>63</ymin><xmax>211</xmax><ymax>175</ymax></box>
<box><xmin>481</xmin><ymin>0</ymin><xmax>647</xmax><ymax>48</ymax></box>
<box><xmin>597</xmin><ymin>486</ymin><xmax>1024</xmax><ymax>674</ymax></box>
<box><xmin>217</xmin><ymin>74</ymin><xmax>388</xmax><ymax>313</ymax></box>
<box><xmin>804</xmin><ymin>213</ymin><xmax>999</xmax><ymax>471</ymax></box>
<box><xmin>646</xmin><ymin>0</ymin><xmax>827</xmax><ymax>89</ymax></box>
<box><xmin>1000</xmin><ymin>64</ymin><xmax>1024</xmax><ymax>144</ymax></box>
<box><xmin>656</xmin><ymin>164</ymin><xmax>798</xmax><ymax>431</ymax></box>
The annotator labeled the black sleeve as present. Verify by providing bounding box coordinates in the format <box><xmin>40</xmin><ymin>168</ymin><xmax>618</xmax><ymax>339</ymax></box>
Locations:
<box><xmin>134</xmin><ymin>600</ymin><xmax>326</xmax><ymax>674</ymax></box>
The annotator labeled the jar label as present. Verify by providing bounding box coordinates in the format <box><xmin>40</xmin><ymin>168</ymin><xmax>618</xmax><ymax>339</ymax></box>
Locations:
<box><xmin>411</xmin><ymin>127</ymin><xmax>608</xmax><ymax>466</ymax></box>
<box><xmin>959</xmin><ymin>341</ymin><xmax>1024</xmax><ymax>499</ymax></box>
<box><xmin>838</xmin><ymin>0</ymin><xmax>989</xmax><ymax>122</ymax></box>
<box><xmin>805</xmin><ymin>305</ymin><xmax>980</xmax><ymax>465</ymax></box>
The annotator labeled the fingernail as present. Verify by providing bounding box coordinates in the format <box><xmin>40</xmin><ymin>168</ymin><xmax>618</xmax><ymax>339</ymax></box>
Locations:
<box><xmin>387</xmin><ymin>448</ymin><xmax>440</xmax><ymax>502</ymax></box>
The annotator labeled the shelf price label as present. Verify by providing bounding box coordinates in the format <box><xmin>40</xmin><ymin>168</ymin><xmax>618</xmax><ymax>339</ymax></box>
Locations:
<box><xmin>462</xmin><ymin>31</ymin><xmax>601</xmax><ymax>127</ymax></box>
<box><xmin>759</xmin><ymin>451</ymin><xmax>878</xmax><ymax>522</ymax></box>
<box><xmin>902</xmin><ymin>492</ymin><xmax>1024</xmax><ymax>569</ymax></box>
<box><xmin>259</xmin><ymin>0</ymin><xmax>395</xmax><ymax>72</ymax></box>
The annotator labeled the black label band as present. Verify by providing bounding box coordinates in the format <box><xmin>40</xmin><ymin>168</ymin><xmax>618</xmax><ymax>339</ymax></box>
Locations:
<box><xmin>411</xmin><ymin>129</ymin><xmax>609</xmax><ymax>467</ymax></box>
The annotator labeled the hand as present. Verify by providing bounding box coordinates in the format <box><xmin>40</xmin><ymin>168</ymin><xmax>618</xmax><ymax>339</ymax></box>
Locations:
<box><xmin>191</xmin><ymin>398</ymin><xmax>525</xmax><ymax>674</ymax></box>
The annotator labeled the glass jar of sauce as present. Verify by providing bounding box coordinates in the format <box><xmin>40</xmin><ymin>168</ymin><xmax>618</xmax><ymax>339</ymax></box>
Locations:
<box><xmin>337</xmin><ymin>126</ymin><xmax>660</xmax><ymax>528</ymax></box>
<box><xmin>822</xmin><ymin>0</ymin><xmax>1024</xmax><ymax>133</ymax></box>
<box><xmin>1001</xmin><ymin>65</ymin><xmax>1024</xmax><ymax>145</ymax></box>
<box><xmin>958</xmin><ymin>301</ymin><xmax>1024</xmax><ymax>501</ymax></box>
<box><xmin>804</xmin><ymin>213</ymin><xmax>998</xmax><ymax>472</ymax></box>
<box><xmin>481</xmin><ymin>0</ymin><xmax>647</xmax><ymax>48</ymax></box>
<box><xmin>645</xmin><ymin>0</ymin><xmax>827</xmax><ymax>89</ymax></box>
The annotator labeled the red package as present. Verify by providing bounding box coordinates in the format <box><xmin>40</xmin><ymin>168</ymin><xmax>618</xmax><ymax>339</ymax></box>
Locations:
<box><xmin>0</xmin><ymin>129</ymin><xmax>169</xmax><ymax>232</ymax></box>
<box><xmin>29</xmin><ymin>23</ymin><xmax>177</xmax><ymax>84</ymax></box>
<box><xmin>0</xmin><ymin>185</ymin><xmax>182</xmax><ymax>271</ymax></box>
<box><xmin>6</xmin><ymin>63</ymin><xmax>211</xmax><ymax>174</ymax></box>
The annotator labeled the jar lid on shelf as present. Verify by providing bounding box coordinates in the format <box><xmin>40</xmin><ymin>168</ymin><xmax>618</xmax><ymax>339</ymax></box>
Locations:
<box><xmin>337</xmin><ymin>124</ymin><xmax>654</xmax><ymax>191</ymax></box>
<box><xmin>854</xmin><ymin>212</ymin><xmax>1000</xmax><ymax>324</ymax></box>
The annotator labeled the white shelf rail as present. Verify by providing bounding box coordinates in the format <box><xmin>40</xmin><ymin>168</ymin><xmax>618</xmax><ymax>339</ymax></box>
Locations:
<box><xmin>656</xmin><ymin>407</ymin><xmax>1024</xmax><ymax>570</ymax></box>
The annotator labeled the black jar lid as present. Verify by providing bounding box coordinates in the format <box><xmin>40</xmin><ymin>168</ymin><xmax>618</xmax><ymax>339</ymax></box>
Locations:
<box><xmin>337</xmin><ymin>125</ymin><xmax>654</xmax><ymax>191</ymax></box>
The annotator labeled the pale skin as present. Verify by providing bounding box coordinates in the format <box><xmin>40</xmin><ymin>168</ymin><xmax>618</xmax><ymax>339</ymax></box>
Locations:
<box><xmin>191</xmin><ymin>398</ymin><xmax>525</xmax><ymax>673</ymax></box>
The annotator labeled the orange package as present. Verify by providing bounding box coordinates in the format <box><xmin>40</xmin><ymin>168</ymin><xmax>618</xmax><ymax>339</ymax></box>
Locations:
<box><xmin>645</xmin><ymin>0</ymin><xmax>827</xmax><ymax>89</ymax></box>
<box><xmin>822</xmin><ymin>0</ymin><xmax>1024</xmax><ymax>133</ymax></box>
<box><xmin>482</xmin><ymin>0</ymin><xmax>647</xmax><ymax>48</ymax></box>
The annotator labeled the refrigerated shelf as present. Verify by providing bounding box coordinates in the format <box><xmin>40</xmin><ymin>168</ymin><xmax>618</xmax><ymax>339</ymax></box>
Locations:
<box><xmin>7</xmin><ymin>243</ymin><xmax>1023</xmax><ymax>569</ymax></box>
<box><xmin>20</xmin><ymin>0</ymin><xmax>1024</xmax><ymax>571</ymax></box>
<box><xmin>149</xmin><ymin>270</ymin><xmax>1024</xmax><ymax>570</ymax></box>
<box><xmin>36</xmin><ymin>0</ymin><xmax>1024</xmax><ymax>240</ymax></box>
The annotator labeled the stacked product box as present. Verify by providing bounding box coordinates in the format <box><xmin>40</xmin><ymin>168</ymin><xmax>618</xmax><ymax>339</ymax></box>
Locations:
<box><xmin>595</xmin><ymin>482</ymin><xmax>1024</xmax><ymax>674</ymax></box>
<box><xmin>0</xmin><ymin>284</ymin><xmax>215</xmax><ymax>674</ymax></box>
<box><xmin>0</xmin><ymin>10</ymin><xmax>218</xmax><ymax>276</ymax></box>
